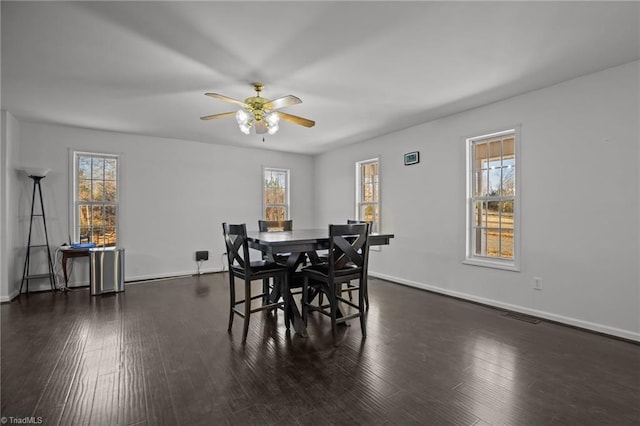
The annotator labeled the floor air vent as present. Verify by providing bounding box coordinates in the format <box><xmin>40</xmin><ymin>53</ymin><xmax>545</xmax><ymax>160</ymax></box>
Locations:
<box><xmin>502</xmin><ymin>311</ymin><xmax>541</xmax><ymax>324</ymax></box>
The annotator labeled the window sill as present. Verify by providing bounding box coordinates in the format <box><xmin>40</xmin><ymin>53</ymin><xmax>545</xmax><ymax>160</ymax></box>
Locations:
<box><xmin>463</xmin><ymin>258</ymin><xmax>520</xmax><ymax>272</ymax></box>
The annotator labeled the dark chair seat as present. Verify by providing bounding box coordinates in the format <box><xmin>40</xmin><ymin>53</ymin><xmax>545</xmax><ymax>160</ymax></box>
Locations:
<box><xmin>301</xmin><ymin>263</ymin><xmax>362</xmax><ymax>278</ymax></box>
<box><xmin>231</xmin><ymin>260</ymin><xmax>285</xmax><ymax>274</ymax></box>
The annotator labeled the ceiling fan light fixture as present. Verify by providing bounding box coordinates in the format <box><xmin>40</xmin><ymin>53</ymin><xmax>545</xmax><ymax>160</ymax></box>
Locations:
<box><xmin>265</xmin><ymin>111</ymin><xmax>279</xmax><ymax>126</ymax></box>
<box><xmin>239</xmin><ymin>122</ymin><xmax>251</xmax><ymax>134</ymax></box>
<box><xmin>202</xmin><ymin>83</ymin><xmax>314</xmax><ymax>138</ymax></box>
<box><xmin>235</xmin><ymin>109</ymin><xmax>249</xmax><ymax>125</ymax></box>
<box><xmin>267</xmin><ymin>123</ymin><xmax>279</xmax><ymax>135</ymax></box>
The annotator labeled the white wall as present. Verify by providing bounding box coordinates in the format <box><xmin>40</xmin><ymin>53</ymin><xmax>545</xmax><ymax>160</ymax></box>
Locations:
<box><xmin>314</xmin><ymin>61</ymin><xmax>640</xmax><ymax>341</ymax></box>
<box><xmin>1</xmin><ymin>111</ymin><xmax>22</xmax><ymax>301</ymax></box>
<box><xmin>15</xmin><ymin>123</ymin><xmax>315</xmax><ymax>289</ymax></box>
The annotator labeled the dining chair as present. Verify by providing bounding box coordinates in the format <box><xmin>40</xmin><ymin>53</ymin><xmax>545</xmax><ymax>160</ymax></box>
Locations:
<box><xmin>257</xmin><ymin>219</ymin><xmax>307</xmax><ymax>301</ymax></box>
<box><xmin>301</xmin><ymin>223</ymin><xmax>370</xmax><ymax>345</ymax></box>
<box><xmin>318</xmin><ymin>219</ymin><xmax>372</xmax><ymax>307</ymax></box>
<box><xmin>222</xmin><ymin>223</ymin><xmax>290</xmax><ymax>342</ymax></box>
<box><xmin>345</xmin><ymin>219</ymin><xmax>372</xmax><ymax>309</ymax></box>
<box><xmin>258</xmin><ymin>219</ymin><xmax>293</xmax><ymax>266</ymax></box>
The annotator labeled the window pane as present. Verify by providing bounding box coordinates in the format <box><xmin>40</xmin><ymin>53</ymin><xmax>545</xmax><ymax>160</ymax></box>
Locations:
<box><xmin>91</xmin><ymin>227</ymin><xmax>104</xmax><ymax>247</ymax></box>
<box><xmin>92</xmin><ymin>157</ymin><xmax>104</xmax><ymax>179</ymax></box>
<box><xmin>500</xmin><ymin>230</ymin><xmax>514</xmax><ymax>259</ymax></box>
<box><xmin>104</xmin><ymin>158</ymin><xmax>117</xmax><ymax>181</ymax></box>
<box><xmin>501</xmin><ymin>165</ymin><xmax>515</xmax><ymax>196</ymax></box>
<box><xmin>474</xmin><ymin>227</ymin><xmax>487</xmax><ymax>256</ymax></box>
<box><xmin>486</xmin><ymin>228</ymin><xmax>500</xmax><ymax>257</ymax></box>
<box><xmin>503</xmin><ymin>137</ymin><xmax>515</xmax><ymax>158</ymax></box>
<box><xmin>91</xmin><ymin>205</ymin><xmax>104</xmax><ymax>225</ymax></box>
<box><xmin>105</xmin><ymin>206</ymin><xmax>117</xmax><ymax>227</ymax></box>
<box><xmin>265</xmin><ymin>206</ymin><xmax>285</xmax><ymax>221</ymax></box>
<box><xmin>475</xmin><ymin>143</ymin><xmax>487</xmax><ymax>170</ymax></box>
<box><xmin>79</xmin><ymin>205</ymin><xmax>91</xmax><ymax>227</ymax></box>
<box><xmin>78</xmin><ymin>227</ymin><xmax>91</xmax><ymax>243</ymax></box>
<box><xmin>104</xmin><ymin>227</ymin><xmax>117</xmax><ymax>247</ymax></box>
<box><xmin>488</xmin><ymin>168</ymin><xmax>501</xmax><ymax>195</ymax></box>
<box><xmin>489</xmin><ymin>140</ymin><xmax>501</xmax><ymax>159</ymax></box>
<box><xmin>78</xmin><ymin>156</ymin><xmax>91</xmax><ymax>179</ymax></box>
<box><xmin>104</xmin><ymin>180</ymin><xmax>117</xmax><ymax>202</ymax></box>
<box><xmin>92</xmin><ymin>180</ymin><xmax>104</xmax><ymax>201</ymax></box>
<box><xmin>473</xmin><ymin>201</ymin><xmax>487</xmax><ymax>227</ymax></box>
<box><xmin>78</xmin><ymin>179</ymin><xmax>91</xmax><ymax>202</ymax></box>
<box><xmin>500</xmin><ymin>201</ymin><xmax>514</xmax><ymax>230</ymax></box>
<box><xmin>486</xmin><ymin>201</ymin><xmax>499</xmax><ymax>226</ymax></box>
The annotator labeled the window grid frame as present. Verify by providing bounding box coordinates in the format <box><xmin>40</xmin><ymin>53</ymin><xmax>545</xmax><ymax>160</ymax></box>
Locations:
<box><xmin>465</xmin><ymin>128</ymin><xmax>520</xmax><ymax>271</ymax></box>
<box><xmin>355</xmin><ymin>158</ymin><xmax>380</xmax><ymax>234</ymax></box>
<box><xmin>262</xmin><ymin>167</ymin><xmax>290</xmax><ymax>221</ymax></box>
<box><xmin>72</xmin><ymin>151</ymin><xmax>120</xmax><ymax>248</ymax></box>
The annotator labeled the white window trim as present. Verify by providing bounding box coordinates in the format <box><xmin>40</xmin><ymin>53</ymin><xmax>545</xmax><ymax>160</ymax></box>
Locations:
<box><xmin>355</xmin><ymin>158</ymin><xmax>381</xmax><ymax>251</ymax></box>
<box><xmin>262</xmin><ymin>167</ymin><xmax>290</xmax><ymax>220</ymax></box>
<box><xmin>70</xmin><ymin>149</ymin><xmax>120</xmax><ymax>246</ymax></box>
<box><xmin>463</xmin><ymin>126</ymin><xmax>521</xmax><ymax>272</ymax></box>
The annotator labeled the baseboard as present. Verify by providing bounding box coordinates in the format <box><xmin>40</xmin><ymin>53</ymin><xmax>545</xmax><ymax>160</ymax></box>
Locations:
<box><xmin>0</xmin><ymin>288</ymin><xmax>21</xmax><ymax>303</ymax></box>
<box><xmin>125</xmin><ymin>266</ymin><xmax>224</xmax><ymax>283</ymax></box>
<box><xmin>369</xmin><ymin>271</ymin><xmax>640</xmax><ymax>343</ymax></box>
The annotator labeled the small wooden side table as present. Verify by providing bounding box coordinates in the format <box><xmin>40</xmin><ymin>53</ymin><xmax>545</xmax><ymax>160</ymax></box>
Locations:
<box><xmin>61</xmin><ymin>247</ymin><xmax>91</xmax><ymax>288</ymax></box>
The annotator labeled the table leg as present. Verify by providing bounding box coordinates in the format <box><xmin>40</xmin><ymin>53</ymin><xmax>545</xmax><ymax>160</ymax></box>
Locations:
<box><xmin>62</xmin><ymin>255</ymin><xmax>69</xmax><ymax>289</ymax></box>
<box><xmin>284</xmin><ymin>290</ymin><xmax>307</xmax><ymax>337</ymax></box>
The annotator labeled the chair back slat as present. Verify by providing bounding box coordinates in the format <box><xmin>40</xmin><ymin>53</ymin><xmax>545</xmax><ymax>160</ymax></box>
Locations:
<box><xmin>328</xmin><ymin>223</ymin><xmax>370</xmax><ymax>274</ymax></box>
<box><xmin>222</xmin><ymin>223</ymin><xmax>251</xmax><ymax>273</ymax></box>
<box><xmin>258</xmin><ymin>220</ymin><xmax>293</xmax><ymax>232</ymax></box>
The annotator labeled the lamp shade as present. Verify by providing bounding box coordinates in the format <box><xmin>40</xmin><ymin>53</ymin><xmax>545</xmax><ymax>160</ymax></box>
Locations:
<box><xmin>18</xmin><ymin>167</ymin><xmax>51</xmax><ymax>177</ymax></box>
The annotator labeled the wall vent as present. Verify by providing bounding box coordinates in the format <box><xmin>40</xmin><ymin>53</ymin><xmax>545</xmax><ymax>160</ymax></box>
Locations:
<box><xmin>502</xmin><ymin>311</ymin><xmax>541</xmax><ymax>324</ymax></box>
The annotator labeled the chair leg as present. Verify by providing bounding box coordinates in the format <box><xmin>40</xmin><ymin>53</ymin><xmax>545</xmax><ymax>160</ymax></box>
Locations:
<box><xmin>329</xmin><ymin>285</ymin><xmax>338</xmax><ymax>346</ymax></box>
<box><xmin>282</xmin><ymin>274</ymin><xmax>291</xmax><ymax>330</ymax></box>
<box><xmin>363</xmin><ymin>276</ymin><xmax>369</xmax><ymax>310</ymax></box>
<box><xmin>262</xmin><ymin>278</ymin><xmax>269</xmax><ymax>305</ymax></box>
<box><xmin>302</xmin><ymin>276</ymin><xmax>309</xmax><ymax>326</ymax></box>
<box><xmin>227</xmin><ymin>274</ymin><xmax>236</xmax><ymax>333</ymax></box>
<box><xmin>359</xmin><ymin>279</ymin><xmax>367</xmax><ymax>338</ymax></box>
<box><xmin>242</xmin><ymin>279</ymin><xmax>251</xmax><ymax>342</ymax></box>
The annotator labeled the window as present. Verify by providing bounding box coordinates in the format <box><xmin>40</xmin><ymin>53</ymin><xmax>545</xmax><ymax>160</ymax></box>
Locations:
<box><xmin>72</xmin><ymin>152</ymin><xmax>119</xmax><ymax>247</ymax></box>
<box><xmin>356</xmin><ymin>158</ymin><xmax>380</xmax><ymax>233</ymax></box>
<box><xmin>465</xmin><ymin>128</ymin><xmax>519</xmax><ymax>270</ymax></box>
<box><xmin>263</xmin><ymin>168</ymin><xmax>289</xmax><ymax>220</ymax></box>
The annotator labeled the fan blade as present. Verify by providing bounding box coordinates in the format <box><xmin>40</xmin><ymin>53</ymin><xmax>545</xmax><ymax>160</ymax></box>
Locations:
<box><xmin>205</xmin><ymin>93</ymin><xmax>249</xmax><ymax>108</ymax></box>
<box><xmin>200</xmin><ymin>111</ymin><xmax>237</xmax><ymax>120</ymax></box>
<box><xmin>263</xmin><ymin>95</ymin><xmax>301</xmax><ymax>110</ymax></box>
<box><xmin>255</xmin><ymin>120</ymin><xmax>268</xmax><ymax>134</ymax></box>
<box><xmin>278</xmin><ymin>112</ymin><xmax>315</xmax><ymax>128</ymax></box>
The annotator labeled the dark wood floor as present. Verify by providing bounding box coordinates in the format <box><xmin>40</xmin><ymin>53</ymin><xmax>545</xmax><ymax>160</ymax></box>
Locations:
<box><xmin>2</xmin><ymin>273</ymin><xmax>639</xmax><ymax>426</ymax></box>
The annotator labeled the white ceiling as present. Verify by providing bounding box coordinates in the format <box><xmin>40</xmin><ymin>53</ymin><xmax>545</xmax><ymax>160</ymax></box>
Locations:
<box><xmin>2</xmin><ymin>1</ymin><xmax>639</xmax><ymax>155</ymax></box>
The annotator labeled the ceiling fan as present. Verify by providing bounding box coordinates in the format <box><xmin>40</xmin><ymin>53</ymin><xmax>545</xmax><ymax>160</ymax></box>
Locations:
<box><xmin>200</xmin><ymin>83</ymin><xmax>315</xmax><ymax>135</ymax></box>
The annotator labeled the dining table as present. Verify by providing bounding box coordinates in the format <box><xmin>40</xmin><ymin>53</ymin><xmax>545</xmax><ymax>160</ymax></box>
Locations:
<box><xmin>246</xmin><ymin>228</ymin><xmax>394</xmax><ymax>336</ymax></box>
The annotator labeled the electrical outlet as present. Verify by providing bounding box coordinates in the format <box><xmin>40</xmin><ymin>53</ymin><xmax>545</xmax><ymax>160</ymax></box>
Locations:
<box><xmin>195</xmin><ymin>250</ymin><xmax>209</xmax><ymax>261</ymax></box>
<box><xmin>533</xmin><ymin>276</ymin><xmax>543</xmax><ymax>291</ymax></box>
